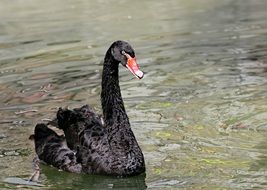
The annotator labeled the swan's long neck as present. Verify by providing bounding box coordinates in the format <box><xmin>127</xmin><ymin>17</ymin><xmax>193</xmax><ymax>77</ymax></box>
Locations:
<box><xmin>101</xmin><ymin>51</ymin><xmax>130</xmax><ymax>128</ymax></box>
<box><xmin>100</xmin><ymin>47</ymin><xmax>143</xmax><ymax>159</ymax></box>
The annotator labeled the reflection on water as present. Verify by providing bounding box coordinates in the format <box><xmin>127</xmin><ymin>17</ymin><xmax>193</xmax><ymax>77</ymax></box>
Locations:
<box><xmin>42</xmin><ymin>166</ymin><xmax>147</xmax><ymax>190</ymax></box>
<box><xmin>0</xmin><ymin>0</ymin><xmax>267</xmax><ymax>189</ymax></box>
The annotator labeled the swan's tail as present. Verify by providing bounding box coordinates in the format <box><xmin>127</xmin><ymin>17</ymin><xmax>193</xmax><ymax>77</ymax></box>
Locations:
<box><xmin>30</xmin><ymin>123</ymin><xmax>82</xmax><ymax>173</ymax></box>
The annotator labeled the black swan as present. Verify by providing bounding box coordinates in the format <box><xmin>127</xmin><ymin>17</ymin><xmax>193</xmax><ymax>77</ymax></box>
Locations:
<box><xmin>31</xmin><ymin>40</ymin><xmax>145</xmax><ymax>177</ymax></box>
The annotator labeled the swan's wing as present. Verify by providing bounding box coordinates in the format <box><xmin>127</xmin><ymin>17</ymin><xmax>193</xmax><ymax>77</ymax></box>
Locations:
<box><xmin>47</xmin><ymin>105</ymin><xmax>104</xmax><ymax>128</ymax></box>
<box><xmin>75</xmin><ymin>120</ymin><xmax>112</xmax><ymax>174</ymax></box>
<box><xmin>56</xmin><ymin>105</ymin><xmax>104</xmax><ymax>151</ymax></box>
<box><xmin>31</xmin><ymin>123</ymin><xmax>82</xmax><ymax>173</ymax></box>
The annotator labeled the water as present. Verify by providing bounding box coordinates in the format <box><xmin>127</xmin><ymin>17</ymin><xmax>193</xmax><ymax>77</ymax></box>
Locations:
<box><xmin>0</xmin><ymin>0</ymin><xmax>267</xmax><ymax>189</ymax></box>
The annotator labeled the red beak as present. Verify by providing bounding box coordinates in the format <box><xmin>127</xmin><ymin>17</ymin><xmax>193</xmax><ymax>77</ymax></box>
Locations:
<box><xmin>123</xmin><ymin>52</ymin><xmax>144</xmax><ymax>79</ymax></box>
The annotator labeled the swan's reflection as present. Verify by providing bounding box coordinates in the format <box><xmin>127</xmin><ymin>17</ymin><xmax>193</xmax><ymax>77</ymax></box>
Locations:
<box><xmin>42</xmin><ymin>165</ymin><xmax>147</xmax><ymax>190</ymax></box>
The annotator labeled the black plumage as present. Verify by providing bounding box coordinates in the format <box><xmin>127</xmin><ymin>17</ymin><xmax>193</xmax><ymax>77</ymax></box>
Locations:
<box><xmin>31</xmin><ymin>41</ymin><xmax>145</xmax><ymax>176</ymax></box>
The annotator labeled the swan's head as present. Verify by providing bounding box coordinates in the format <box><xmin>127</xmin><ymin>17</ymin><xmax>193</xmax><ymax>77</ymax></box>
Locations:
<box><xmin>111</xmin><ymin>40</ymin><xmax>144</xmax><ymax>79</ymax></box>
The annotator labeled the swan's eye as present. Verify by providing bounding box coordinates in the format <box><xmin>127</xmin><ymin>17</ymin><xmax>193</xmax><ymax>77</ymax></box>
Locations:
<box><xmin>121</xmin><ymin>51</ymin><xmax>127</xmax><ymax>56</ymax></box>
